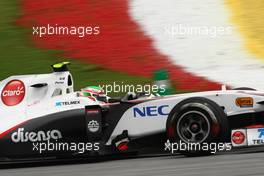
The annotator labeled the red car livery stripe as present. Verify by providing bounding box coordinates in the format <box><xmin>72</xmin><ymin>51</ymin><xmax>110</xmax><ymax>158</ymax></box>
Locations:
<box><xmin>0</xmin><ymin>121</ymin><xmax>28</xmax><ymax>138</ymax></box>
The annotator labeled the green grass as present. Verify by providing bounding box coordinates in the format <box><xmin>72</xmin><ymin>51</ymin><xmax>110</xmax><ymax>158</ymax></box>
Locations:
<box><xmin>0</xmin><ymin>0</ymin><xmax>152</xmax><ymax>96</ymax></box>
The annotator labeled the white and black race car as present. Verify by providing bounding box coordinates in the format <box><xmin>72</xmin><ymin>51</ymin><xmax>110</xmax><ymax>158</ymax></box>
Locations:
<box><xmin>1</xmin><ymin>62</ymin><xmax>264</xmax><ymax>161</ymax></box>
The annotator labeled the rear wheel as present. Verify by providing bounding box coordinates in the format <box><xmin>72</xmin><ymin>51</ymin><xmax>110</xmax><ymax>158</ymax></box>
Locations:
<box><xmin>166</xmin><ymin>97</ymin><xmax>230</xmax><ymax>156</ymax></box>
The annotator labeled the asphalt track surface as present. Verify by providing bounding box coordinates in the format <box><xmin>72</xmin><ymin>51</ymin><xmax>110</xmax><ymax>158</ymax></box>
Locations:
<box><xmin>1</xmin><ymin>148</ymin><xmax>264</xmax><ymax>176</ymax></box>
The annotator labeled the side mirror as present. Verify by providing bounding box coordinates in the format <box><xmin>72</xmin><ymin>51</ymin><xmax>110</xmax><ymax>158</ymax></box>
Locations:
<box><xmin>108</xmin><ymin>97</ymin><xmax>122</xmax><ymax>103</ymax></box>
<box><xmin>30</xmin><ymin>83</ymin><xmax>48</xmax><ymax>88</ymax></box>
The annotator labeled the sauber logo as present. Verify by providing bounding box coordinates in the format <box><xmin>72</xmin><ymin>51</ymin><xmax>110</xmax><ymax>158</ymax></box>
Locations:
<box><xmin>1</xmin><ymin>80</ymin><xmax>25</xmax><ymax>106</ymax></box>
<box><xmin>11</xmin><ymin>128</ymin><xmax>62</xmax><ymax>143</ymax></box>
<box><xmin>87</xmin><ymin>120</ymin><xmax>100</xmax><ymax>132</ymax></box>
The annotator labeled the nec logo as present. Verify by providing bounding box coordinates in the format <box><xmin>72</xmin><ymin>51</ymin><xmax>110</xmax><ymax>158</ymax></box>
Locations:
<box><xmin>258</xmin><ymin>128</ymin><xmax>264</xmax><ymax>138</ymax></box>
<box><xmin>133</xmin><ymin>105</ymin><xmax>169</xmax><ymax>117</ymax></box>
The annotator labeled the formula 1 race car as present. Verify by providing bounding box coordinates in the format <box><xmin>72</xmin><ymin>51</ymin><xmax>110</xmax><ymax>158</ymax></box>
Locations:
<box><xmin>1</xmin><ymin>62</ymin><xmax>264</xmax><ymax>162</ymax></box>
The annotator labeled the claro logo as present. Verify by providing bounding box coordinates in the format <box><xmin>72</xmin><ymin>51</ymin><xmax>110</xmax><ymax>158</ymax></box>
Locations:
<box><xmin>11</xmin><ymin>128</ymin><xmax>62</xmax><ymax>143</ymax></box>
<box><xmin>1</xmin><ymin>80</ymin><xmax>25</xmax><ymax>106</ymax></box>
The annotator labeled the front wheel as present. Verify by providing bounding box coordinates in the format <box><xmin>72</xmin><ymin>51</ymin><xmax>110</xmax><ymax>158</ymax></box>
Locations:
<box><xmin>166</xmin><ymin>97</ymin><xmax>230</xmax><ymax>156</ymax></box>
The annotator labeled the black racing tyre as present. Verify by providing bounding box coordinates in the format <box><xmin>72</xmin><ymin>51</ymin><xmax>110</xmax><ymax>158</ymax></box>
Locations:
<box><xmin>233</xmin><ymin>87</ymin><xmax>256</xmax><ymax>91</ymax></box>
<box><xmin>166</xmin><ymin>97</ymin><xmax>230</xmax><ymax>157</ymax></box>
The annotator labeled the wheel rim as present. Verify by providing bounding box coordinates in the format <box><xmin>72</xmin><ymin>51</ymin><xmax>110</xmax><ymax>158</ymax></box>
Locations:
<box><xmin>176</xmin><ymin>111</ymin><xmax>211</xmax><ymax>143</ymax></box>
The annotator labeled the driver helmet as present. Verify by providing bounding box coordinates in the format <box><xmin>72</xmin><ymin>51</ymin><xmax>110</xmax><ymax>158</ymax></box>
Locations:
<box><xmin>80</xmin><ymin>86</ymin><xmax>108</xmax><ymax>102</ymax></box>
